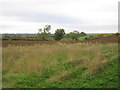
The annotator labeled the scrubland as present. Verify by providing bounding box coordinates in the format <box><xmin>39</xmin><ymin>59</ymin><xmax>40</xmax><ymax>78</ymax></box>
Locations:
<box><xmin>2</xmin><ymin>42</ymin><xmax>118</xmax><ymax>88</ymax></box>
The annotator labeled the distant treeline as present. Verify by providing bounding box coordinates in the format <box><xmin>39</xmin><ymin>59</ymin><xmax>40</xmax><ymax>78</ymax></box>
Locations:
<box><xmin>1</xmin><ymin>25</ymin><xmax>120</xmax><ymax>41</ymax></box>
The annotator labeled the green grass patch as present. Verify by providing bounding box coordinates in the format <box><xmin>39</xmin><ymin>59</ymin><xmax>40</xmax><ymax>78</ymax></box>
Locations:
<box><xmin>78</xmin><ymin>36</ymin><xmax>90</xmax><ymax>40</ymax></box>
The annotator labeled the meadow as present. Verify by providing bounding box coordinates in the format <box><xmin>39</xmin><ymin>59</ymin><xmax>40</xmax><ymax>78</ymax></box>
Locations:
<box><xmin>2</xmin><ymin>42</ymin><xmax>118</xmax><ymax>88</ymax></box>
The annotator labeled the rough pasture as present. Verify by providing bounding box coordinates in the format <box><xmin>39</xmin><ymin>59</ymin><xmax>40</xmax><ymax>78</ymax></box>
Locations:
<box><xmin>2</xmin><ymin>42</ymin><xmax>118</xmax><ymax>88</ymax></box>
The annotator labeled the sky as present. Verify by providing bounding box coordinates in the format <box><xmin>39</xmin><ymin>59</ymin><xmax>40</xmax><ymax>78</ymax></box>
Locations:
<box><xmin>0</xmin><ymin>0</ymin><xmax>119</xmax><ymax>34</ymax></box>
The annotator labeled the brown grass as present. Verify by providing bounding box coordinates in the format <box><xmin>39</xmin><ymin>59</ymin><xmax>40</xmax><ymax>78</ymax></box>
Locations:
<box><xmin>48</xmin><ymin>70</ymin><xmax>73</xmax><ymax>83</ymax></box>
<box><xmin>2</xmin><ymin>42</ymin><xmax>118</xmax><ymax>83</ymax></box>
<box><xmin>2</xmin><ymin>37</ymin><xmax>118</xmax><ymax>47</ymax></box>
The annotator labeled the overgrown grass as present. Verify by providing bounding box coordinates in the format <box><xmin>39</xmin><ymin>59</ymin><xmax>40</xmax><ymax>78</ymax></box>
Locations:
<box><xmin>2</xmin><ymin>42</ymin><xmax>118</xmax><ymax>88</ymax></box>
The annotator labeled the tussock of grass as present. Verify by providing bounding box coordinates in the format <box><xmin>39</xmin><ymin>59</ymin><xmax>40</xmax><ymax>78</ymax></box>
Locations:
<box><xmin>49</xmin><ymin>70</ymin><xmax>73</xmax><ymax>83</ymax></box>
<box><xmin>2</xmin><ymin>43</ymin><xmax>118</xmax><ymax>88</ymax></box>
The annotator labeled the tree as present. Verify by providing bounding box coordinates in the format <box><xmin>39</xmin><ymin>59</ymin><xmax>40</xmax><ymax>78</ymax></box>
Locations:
<box><xmin>79</xmin><ymin>32</ymin><xmax>87</xmax><ymax>36</ymax></box>
<box><xmin>43</xmin><ymin>25</ymin><xmax>51</xmax><ymax>33</ymax></box>
<box><xmin>66</xmin><ymin>32</ymin><xmax>79</xmax><ymax>40</ymax></box>
<box><xmin>38</xmin><ymin>32</ymin><xmax>51</xmax><ymax>41</ymax></box>
<box><xmin>66</xmin><ymin>30</ymin><xmax>80</xmax><ymax>40</ymax></box>
<box><xmin>38</xmin><ymin>29</ymin><xmax>42</xmax><ymax>33</ymax></box>
<box><xmin>38</xmin><ymin>25</ymin><xmax>52</xmax><ymax>41</ymax></box>
<box><xmin>38</xmin><ymin>25</ymin><xmax>51</xmax><ymax>34</ymax></box>
<box><xmin>54</xmin><ymin>29</ymin><xmax>65</xmax><ymax>40</ymax></box>
<box><xmin>73</xmin><ymin>30</ymin><xmax>79</xmax><ymax>34</ymax></box>
<box><xmin>115</xmin><ymin>32</ymin><xmax>120</xmax><ymax>36</ymax></box>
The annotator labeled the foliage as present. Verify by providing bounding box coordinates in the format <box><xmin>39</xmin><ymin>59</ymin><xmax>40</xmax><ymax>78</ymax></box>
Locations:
<box><xmin>38</xmin><ymin>25</ymin><xmax>51</xmax><ymax>33</ymax></box>
<box><xmin>54</xmin><ymin>29</ymin><xmax>65</xmax><ymax>40</ymax></box>
<box><xmin>2</xmin><ymin>25</ymin><xmax>119</xmax><ymax>41</ymax></box>
<box><xmin>114</xmin><ymin>32</ymin><xmax>120</xmax><ymax>36</ymax></box>
<box><xmin>38</xmin><ymin>33</ymin><xmax>51</xmax><ymax>41</ymax></box>
<box><xmin>43</xmin><ymin>25</ymin><xmax>51</xmax><ymax>33</ymax></box>
<box><xmin>66</xmin><ymin>32</ymin><xmax>79</xmax><ymax>40</ymax></box>
<box><xmin>79</xmin><ymin>32</ymin><xmax>87</xmax><ymax>36</ymax></box>
<box><xmin>38</xmin><ymin>25</ymin><xmax>53</xmax><ymax>41</ymax></box>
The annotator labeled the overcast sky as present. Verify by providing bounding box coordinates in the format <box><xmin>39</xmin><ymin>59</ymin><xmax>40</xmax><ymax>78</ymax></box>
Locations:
<box><xmin>0</xmin><ymin>0</ymin><xmax>119</xmax><ymax>34</ymax></box>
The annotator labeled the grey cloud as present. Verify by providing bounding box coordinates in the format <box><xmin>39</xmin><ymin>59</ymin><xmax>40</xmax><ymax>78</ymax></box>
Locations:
<box><xmin>63</xmin><ymin>24</ymin><xmax>117</xmax><ymax>33</ymax></box>
<box><xmin>0</xmin><ymin>25</ymin><xmax>20</xmax><ymax>29</ymax></box>
<box><xmin>61</xmin><ymin>24</ymin><xmax>117</xmax><ymax>30</ymax></box>
<box><xmin>0</xmin><ymin>0</ymin><xmax>117</xmax><ymax>33</ymax></box>
<box><xmin>22</xmin><ymin>13</ymin><xmax>81</xmax><ymax>24</ymax></box>
<box><xmin>1</xmin><ymin>1</ymin><xmax>84</xmax><ymax>24</ymax></box>
<box><xmin>86</xmin><ymin>25</ymin><xmax>117</xmax><ymax>30</ymax></box>
<box><xmin>2</xmin><ymin>10</ymin><xmax>83</xmax><ymax>24</ymax></box>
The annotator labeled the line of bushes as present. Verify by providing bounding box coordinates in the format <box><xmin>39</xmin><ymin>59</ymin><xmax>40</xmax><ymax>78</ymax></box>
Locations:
<box><xmin>2</xmin><ymin>25</ymin><xmax>120</xmax><ymax>41</ymax></box>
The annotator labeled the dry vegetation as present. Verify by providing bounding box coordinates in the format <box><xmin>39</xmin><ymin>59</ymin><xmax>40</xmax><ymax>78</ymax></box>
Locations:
<box><xmin>2</xmin><ymin>42</ymin><xmax>118</xmax><ymax>88</ymax></box>
<box><xmin>2</xmin><ymin>37</ymin><xmax>118</xmax><ymax>47</ymax></box>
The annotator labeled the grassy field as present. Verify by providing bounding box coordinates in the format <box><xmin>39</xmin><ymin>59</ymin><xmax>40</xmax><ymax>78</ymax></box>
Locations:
<box><xmin>2</xmin><ymin>42</ymin><xmax>118</xmax><ymax>88</ymax></box>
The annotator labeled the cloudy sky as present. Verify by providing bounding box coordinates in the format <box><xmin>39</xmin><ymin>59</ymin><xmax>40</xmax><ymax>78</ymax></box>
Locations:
<box><xmin>0</xmin><ymin>0</ymin><xmax>119</xmax><ymax>34</ymax></box>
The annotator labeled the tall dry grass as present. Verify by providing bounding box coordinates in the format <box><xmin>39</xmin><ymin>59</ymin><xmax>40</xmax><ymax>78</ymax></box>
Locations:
<box><xmin>2</xmin><ymin>42</ymin><xmax>118</xmax><ymax>82</ymax></box>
